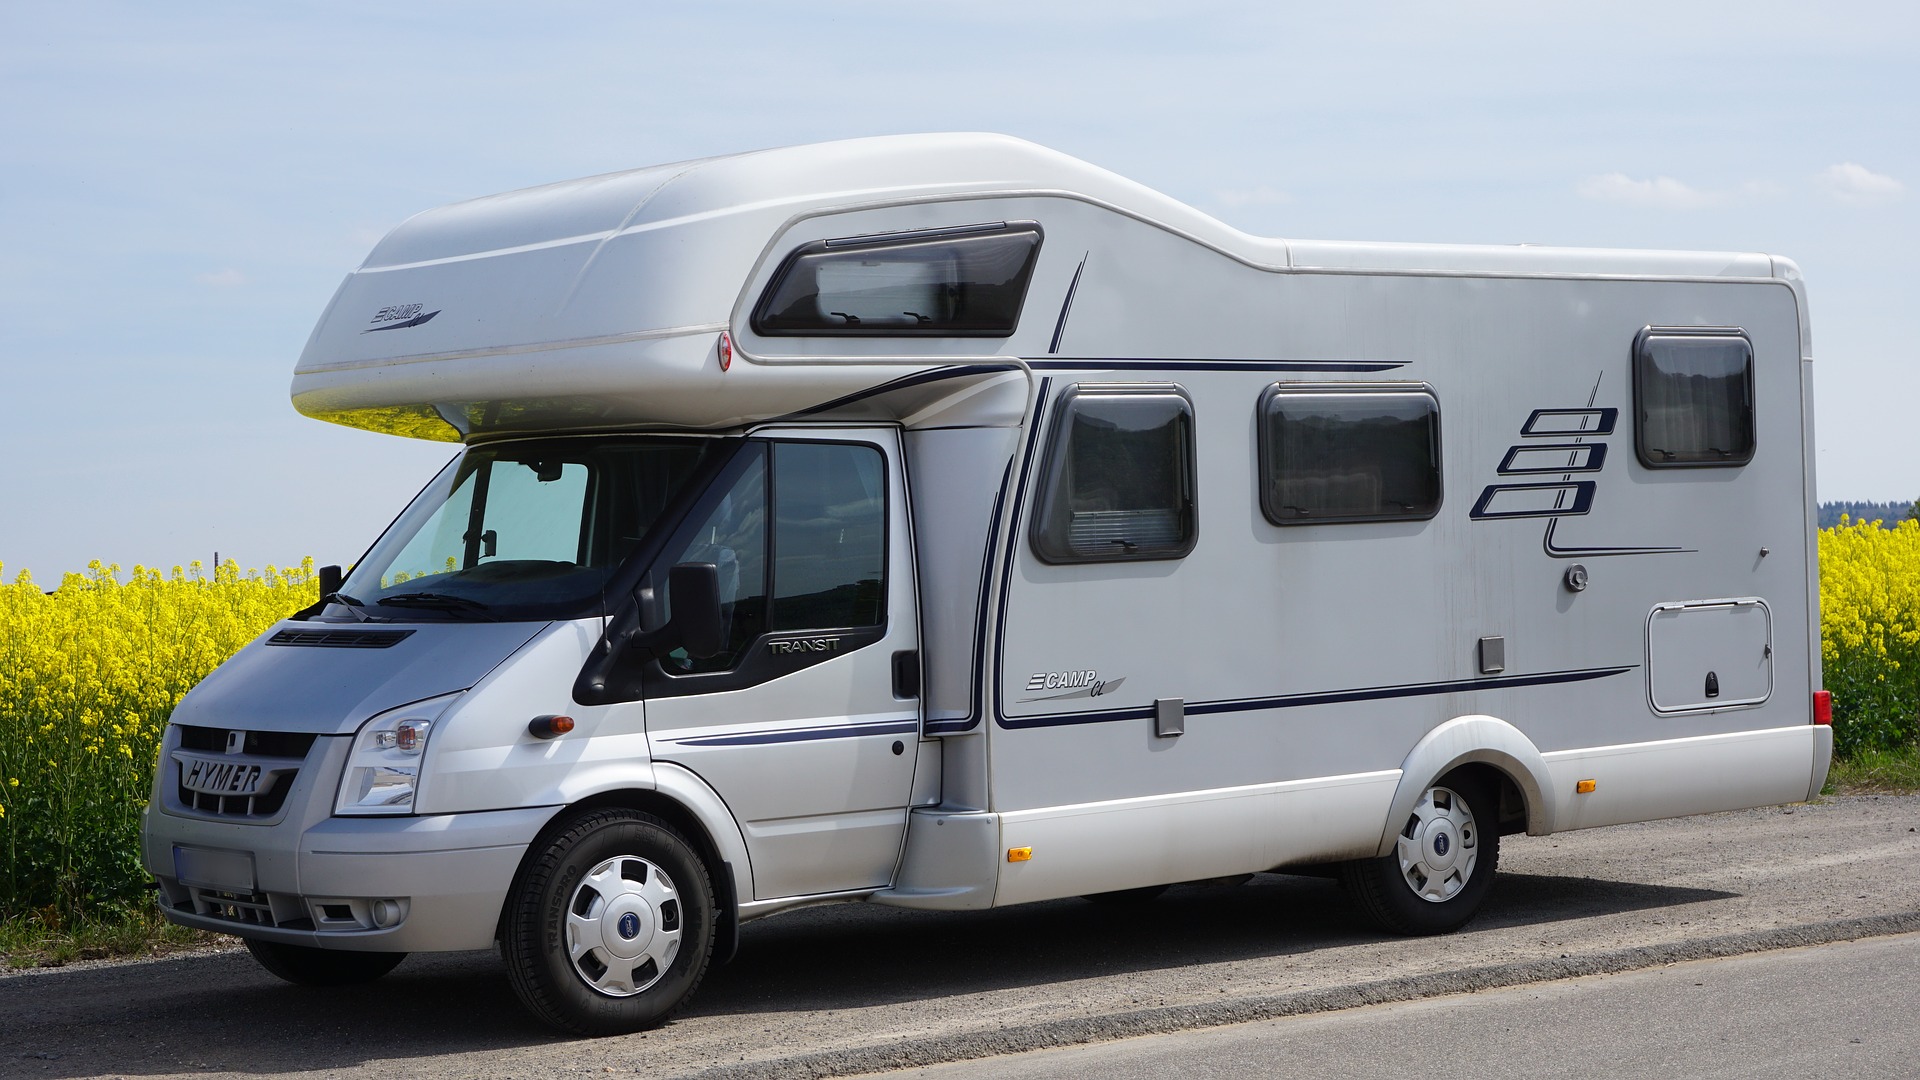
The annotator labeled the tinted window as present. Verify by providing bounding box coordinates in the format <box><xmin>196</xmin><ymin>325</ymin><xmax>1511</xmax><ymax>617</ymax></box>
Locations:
<box><xmin>662</xmin><ymin>447</ymin><xmax>769</xmax><ymax>673</ymax></box>
<box><xmin>1635</xmin><ymin>330</ymin><xmax>1755</xmax><ymax>467</ymax></box>
<box><xmin>1259</xmin><ymin>386</ymin><xmax>1441</xmax><ymax>524</ymax></box>
<box><xmin>659</xmin><ymin>440</ymin><xmax>886</xmax><ymax>673</ymax></box>
<box><xmin>771</xmin><ymin>442</ymin><xmax>887</xmax><ymax>629</ymax></box>
<box><xmin>1031</xmin><ymin>387</ymin><xmax>1196</xmax><ymax>563</ymax></box>
<box><xmin>752</xmin><ymin>223</ymin><xmax>1042</xmax><ymax>336</ymax></box>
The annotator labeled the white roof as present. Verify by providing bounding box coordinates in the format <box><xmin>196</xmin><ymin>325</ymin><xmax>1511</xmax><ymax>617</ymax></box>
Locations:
<box><xmin>291</xmin><ymin>133</ymin><xmax>1791</xmax><ymax>441</ymax></box>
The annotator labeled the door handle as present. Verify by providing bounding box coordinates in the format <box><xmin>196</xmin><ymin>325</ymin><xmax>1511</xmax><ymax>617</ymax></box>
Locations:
<box><xmin>892</xmin><ymin>650</ymin><xmax>920</xmax><ymax>699</ymax></box>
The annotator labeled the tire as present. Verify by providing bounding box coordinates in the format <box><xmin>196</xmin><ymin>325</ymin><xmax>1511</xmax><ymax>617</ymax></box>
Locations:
<box><xmin>1081</xmin><ymin>884</ymin><xmax>1171</xmax><ymax>905</ymax></box>
<box><xmin>1341</xmin><ymin>771</ymin><xmax>1500</xmax><ymax>935</ymax></box>
<box><xmin>502</xmin><ymin>808</ymin><xmax>716</xmax><ymax>1036</ymax></box>
<box><xmin>244</xmin><ymin>939</ymin><xmax>406</xmax><ymax>986</ymax></box>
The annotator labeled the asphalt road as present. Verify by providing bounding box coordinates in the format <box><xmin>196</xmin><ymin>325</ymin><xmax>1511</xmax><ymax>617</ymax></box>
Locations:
<box><xmin>2</xmin><ymin>794</ymin><xmax>1917</xmax><ymax>1079</ymax></box>
<box><xmin>878</xmin><ymin>933</ymin><xmax>1920</xmax><ymax>1079</ymax></box>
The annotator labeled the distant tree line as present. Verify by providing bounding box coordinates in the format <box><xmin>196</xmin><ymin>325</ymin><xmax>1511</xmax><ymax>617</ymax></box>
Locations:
<box><xmin>1818</xmin><ymin>500</ymin><xmax>1920</xmax><ymax>529</ymax></box>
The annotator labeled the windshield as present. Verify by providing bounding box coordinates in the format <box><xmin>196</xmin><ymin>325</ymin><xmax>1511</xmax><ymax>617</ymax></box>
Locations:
<box><xmin>335</xmin><ymin>436</ymin><xmax>719</xmax><ymax>621</ymax></box>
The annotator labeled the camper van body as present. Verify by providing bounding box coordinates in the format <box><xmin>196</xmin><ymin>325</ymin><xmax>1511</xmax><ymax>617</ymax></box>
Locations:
<box><xmin>141</xmin><ymin>134</ymin><xmax>1828</xmax><ymax>1033</ymax></box>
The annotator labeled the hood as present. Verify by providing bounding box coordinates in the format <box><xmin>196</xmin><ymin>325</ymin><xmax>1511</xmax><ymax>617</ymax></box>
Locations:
<box><xmin>172</xmin><ymin>620</ymin><xmax>552</xmax><ymax>735</ymax></box>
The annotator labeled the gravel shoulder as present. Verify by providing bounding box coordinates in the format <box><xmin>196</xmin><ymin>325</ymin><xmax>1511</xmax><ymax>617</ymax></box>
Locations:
<box><xmin>4</xmin><ymin>794</ymin><xmax>1917</xmax><ymax>1079</ymax></box>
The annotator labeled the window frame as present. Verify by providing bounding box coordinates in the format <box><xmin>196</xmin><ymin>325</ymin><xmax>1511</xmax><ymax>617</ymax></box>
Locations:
<box><xmin>749</xmin><ymin>221</ymin><xmax>1044</xmax><ymax>338</ymax></box>
<box><xmin>1632</xmin><ymin>326</ymin><xmax>1756</xmax><ymax>469</ymax></box>
<box><xmin>1256</xmin><ymin>381</ymin><xmax>1444</xmax><ymax>527</ymax></box>
<box><xmin>1029</xmin><ymin>383</ymin><xmax>1199</xmax><ymax>565</ymax></box>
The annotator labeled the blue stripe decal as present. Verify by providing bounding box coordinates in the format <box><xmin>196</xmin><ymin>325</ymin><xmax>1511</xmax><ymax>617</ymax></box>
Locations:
<box><xmin>776</xmin><ymin>363</ymin><xmax>1024</xmax><ymax>422</ymax></box>
<box><xmin>995</xmin><ymin>666</ymin><xmax>1635</xmax><ymax>730</ymax></box>
<box><xmin>674</xmin><ymin>719</ymin><xmax>919</xmax><ymax>747</ymax></box>
<box><xmin>1028</xmin><ymin>359</ymin><xmax>1406</xmax><ymax>372</ymax></box>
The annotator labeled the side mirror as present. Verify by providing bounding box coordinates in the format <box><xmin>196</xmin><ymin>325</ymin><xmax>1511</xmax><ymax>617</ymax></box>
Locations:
<box><xmin>292</xmin><ymin>563</ymin><xmax>346</xmax><ymax>620</ymax></box>
<box><xmin>665</xmin><ymin>563</ymin><xmax>725</xmax><ymax>660</ymax></box>
<box><xmin>574</xmin><ymin>562</ymin><xmax>727</xmax><ymax>705</ymax></box>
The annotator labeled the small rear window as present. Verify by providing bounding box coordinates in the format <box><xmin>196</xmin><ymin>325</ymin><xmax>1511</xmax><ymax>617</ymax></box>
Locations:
<box><xmin>1634</xmin><ymin>328</ymin><xmax>1755</xmax><ymax>467</ymax></box>
<box><xmin>752</xmin><ymin>222</ymin><xmax>1042</xmax><ymax>337</ymax></box>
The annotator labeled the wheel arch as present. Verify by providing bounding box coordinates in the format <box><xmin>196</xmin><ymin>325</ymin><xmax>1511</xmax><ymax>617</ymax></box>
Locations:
<box><xmin>1375</xmin><ymin>714</ymin><xmax>1555</xmax><ymax>858</ymax></box>
<box><xmin>502</xmin><ymin>763</ymin><xmax>753</xmax><ymax>964</ymax></box>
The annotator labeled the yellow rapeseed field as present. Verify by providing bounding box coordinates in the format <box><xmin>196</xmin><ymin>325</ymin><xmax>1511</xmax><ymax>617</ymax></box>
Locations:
<box><xmin>0</xmin><ymin>559</ymin><xmax>316</xmax><ymax>921</ymax></box>
<box><xmin>0</xmin><ymin>524</ymin><xmax>1915</xmax><ymax>924</ymax></box>
<box><xmin>1820</xmin><ymin>516</ymin><xmax>1920</xmax><ymax>755</ymax></box>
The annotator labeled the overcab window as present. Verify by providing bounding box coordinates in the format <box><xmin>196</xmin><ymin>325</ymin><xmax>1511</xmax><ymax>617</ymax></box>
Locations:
<box><xmin>1259</xmin><ymin>384</ymin><xmax>1442</xmax><ymax>525</ymax></box>
<box><xmin>752</xmin><ymin>222</ymin><xmax>1043</xmax><ymax>336</ymax></box>
<box><xmin>1634</xmin><ymin>328</ymin><xmax>1755</xmax><ymax>467</ymax></box>
<box><xmin>1031</xmin><ymin>385</ymin><xmax>1197</xmax><ymax>564</ymax></box>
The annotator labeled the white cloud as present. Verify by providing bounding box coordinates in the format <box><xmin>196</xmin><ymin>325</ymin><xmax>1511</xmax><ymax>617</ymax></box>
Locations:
<box><xmin>1818</xmin><ymin>163</ymin><xmax>1904</xmax><ymax>205</ymax></box>
<box><xmin>1577</xmin><ymin>173</ymin><xmax>1718</xmax><ymax>210</ymax></box>
<box><xmin>1211</xmin><ymin>185</ymin><xmax>1293</xmax><ymax>208</ymax></box>
<box><xmin>194</xmin><ymin>268</ymin><xmax>247</xmax><ymax>287</ymax></box>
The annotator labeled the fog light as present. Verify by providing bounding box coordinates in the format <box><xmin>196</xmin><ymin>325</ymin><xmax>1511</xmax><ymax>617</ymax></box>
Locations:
<box><xmin>371</xmin><ymin>899</ymin><xmax>404</xmax><ymax>928</ymax></box>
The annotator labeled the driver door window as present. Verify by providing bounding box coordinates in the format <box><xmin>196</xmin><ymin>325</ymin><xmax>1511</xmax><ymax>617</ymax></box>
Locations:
<box><xmin>658</xmin><ymin>439</ymin><xmax>887</xmax><ymax>677</ymax></box>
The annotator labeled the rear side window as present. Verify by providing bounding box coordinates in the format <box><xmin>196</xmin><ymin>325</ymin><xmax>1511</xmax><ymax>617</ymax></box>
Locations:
<box><xmin>1259</xmin><ymin>384</ymin><xmax>1442</xmax><ymax>525</ymax></box>
<box><xmin>1031</xmin><ymin>385</ymin><xmax>1196</xmax><ymax>563</ymax></box>
<box><xmin>752</xmin><ymin>222</ymin><xmax>1042</xmax><ymax>336</ymax></box>
<box><xmin>1634</xmin><ymin>328</ymin><xmax>1755</xmax><ymax>467</ymax></box>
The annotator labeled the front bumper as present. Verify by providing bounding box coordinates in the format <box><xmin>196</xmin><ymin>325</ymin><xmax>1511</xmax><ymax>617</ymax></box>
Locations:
<box><xmin>142</xmin><ymin>729</ymin><xmax>557</xmax><ymax>952</ymax></box>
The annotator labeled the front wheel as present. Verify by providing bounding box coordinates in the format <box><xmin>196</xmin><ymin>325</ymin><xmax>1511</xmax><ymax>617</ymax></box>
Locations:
<box><xmin>1341</xmin><ymin>772</ymin><xmax>1500</xmax><ymax>935</ymax></box>
<box><xmin>244</xmin><ymin>939</ymin><xmax>406</xmax><ymax>986</ymax></box>
<box><xmin>502</xmin><ymin>809</ymin><xmax>716</xmax><ymax>1036</ymax></box>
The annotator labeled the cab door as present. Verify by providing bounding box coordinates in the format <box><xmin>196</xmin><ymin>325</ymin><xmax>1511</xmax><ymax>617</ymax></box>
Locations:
<box><xmin>641</xmin><ymin>428</ymin><xmax>921</xmax><ymax>900</ymax></box>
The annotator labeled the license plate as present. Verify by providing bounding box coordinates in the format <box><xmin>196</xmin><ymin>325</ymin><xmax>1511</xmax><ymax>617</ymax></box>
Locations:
<box><xmin>177</xmin><ymin>752</ymin><xmax>268</xmax><ymax>797</ymax></box>
<box><xmin>173</xmin><ymin>845</ymin><xmax>255</xmax><ymax>892</ymax></box>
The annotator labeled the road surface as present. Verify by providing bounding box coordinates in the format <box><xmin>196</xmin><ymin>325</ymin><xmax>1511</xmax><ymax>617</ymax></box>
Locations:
<box><xmin>3</xmin><ymin>794</ymin><xmax>1916</xmax><ymax>1078</ymax></box>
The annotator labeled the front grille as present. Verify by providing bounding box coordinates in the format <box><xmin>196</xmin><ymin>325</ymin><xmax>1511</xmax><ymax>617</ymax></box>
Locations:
<box><xmin>177</xmin><ymin>726</ymin><xmax>317</xmax><ymax>758</ymax></box>
<box><xmin>178</xmin><ymin>770</ymin><xmax>299</xmax><ymax>818</ymax></box>
<box><xmin>186</xmin><ymin>886</ymin><xmax>277</xmax><ymax>927</ymax></box>
<box><xmin>268</xmin><ymin>628</ymin><xmax>414</xmax><ymax>648</ymax></box>
<box><xmin>171</xmin><ymin>726</ymin><xmax>316</xmax><ymax>820</ymax></box>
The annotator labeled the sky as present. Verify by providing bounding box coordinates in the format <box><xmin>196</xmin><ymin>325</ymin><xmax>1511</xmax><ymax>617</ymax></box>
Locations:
<box><xmin>2</xmin><ymin>1</ymin><xmax>1915</xmax><ymax>581</ymax></box>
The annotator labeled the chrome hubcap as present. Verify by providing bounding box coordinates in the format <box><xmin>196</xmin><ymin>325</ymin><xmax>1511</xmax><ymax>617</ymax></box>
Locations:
<box><xmin>1395</xmin><ymin>785</ymin><xmax>1478</xmax><ymax>903</ymax></box>
<box><xmin>566</xmin><ymin>856</ymin><xmax>682</xmax><ymax>997</ymax></box>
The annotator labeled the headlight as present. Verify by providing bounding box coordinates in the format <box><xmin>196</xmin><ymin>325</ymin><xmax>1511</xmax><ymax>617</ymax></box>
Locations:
<box><xmin>337</xmin><ymin>713</ymin><xmax>437</xmax><ymax>815</ymax></box>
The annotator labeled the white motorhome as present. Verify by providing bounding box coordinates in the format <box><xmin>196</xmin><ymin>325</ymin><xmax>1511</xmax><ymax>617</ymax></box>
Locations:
<box><xmin>141</xmin><ymin>134</ymin><xmax>1831</xmax><ymax>1035</ymax></box>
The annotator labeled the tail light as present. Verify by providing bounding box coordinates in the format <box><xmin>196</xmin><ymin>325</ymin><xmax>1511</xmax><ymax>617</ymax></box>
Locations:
<box><xmin>1813</xmin><ymin>690</ymin><xmax>1833</xmax><ymax>725</ymax></box>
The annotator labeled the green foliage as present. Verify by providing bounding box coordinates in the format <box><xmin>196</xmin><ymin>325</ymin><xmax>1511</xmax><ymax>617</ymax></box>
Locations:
<box><xmin>0</xmin><ymin>560</ymin><xmax>317</xmax><ymax>923</ymax></box>
<box><xmin>1823</xmin><ymin>746</ymin><xmax>1920</xmax><ymax>795</ymax></box>
<box><xmin>1820</xmin><ymin>519</ymin><xmax>1920</xmax><ymax>757</ymax></box>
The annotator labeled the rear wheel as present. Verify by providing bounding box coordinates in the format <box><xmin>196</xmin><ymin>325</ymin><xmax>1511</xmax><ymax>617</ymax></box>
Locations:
<box><xmin>502</xmin><ymin>809</ymin><xmax>716</xmax><ymax>1036</ymax></box>
<box><xmin>244</xmin><ymin>939</ymin><xmax>406</xmax><ymax>986</ymax></box>
<box><xmin>1342</xmin><ymin>771</ymin><xmax>1500</xmax><ymax>935</ymax></box>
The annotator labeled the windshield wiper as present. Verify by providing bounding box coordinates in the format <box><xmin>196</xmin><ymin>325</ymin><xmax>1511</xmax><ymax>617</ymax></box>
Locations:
<box><xmin>379</xmin><ymin>592</ymin><xmax>500</xmax><ymax>621</ymax></box>
<box><xmin>327</xmin><ymin>591</ymin><xmax>374</xmax><ymax>622</ymax></box>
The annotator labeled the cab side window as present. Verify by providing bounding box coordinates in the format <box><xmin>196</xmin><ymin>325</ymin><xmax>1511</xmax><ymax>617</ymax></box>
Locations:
<box><xmin>771</xmin><ymin>442</ymin><xmax>887</xmax><ymax>630</ymax></box>
<box><xmin>661</xmin><ymin>440</ymin><xmax>886</xmax><ymax>674</ymax></box>
<box><xmin>663</xmin><ymin>448</ymin><xmax>769</xmax><ymax>673</ymax></box>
